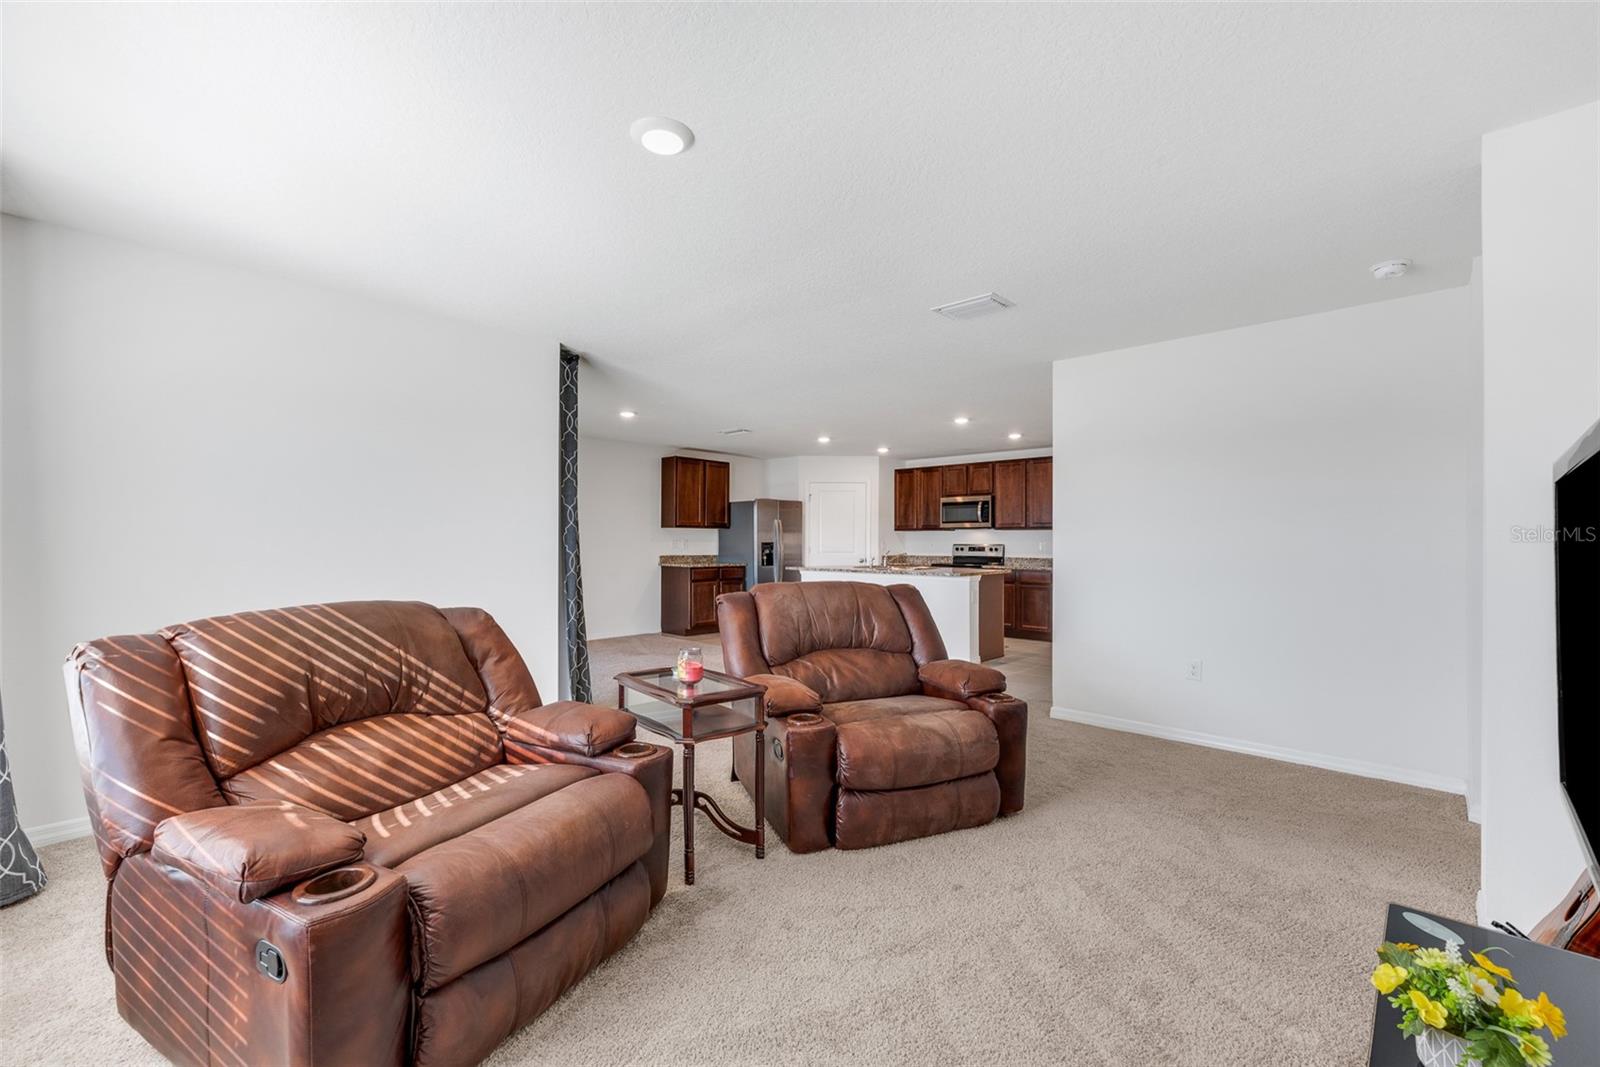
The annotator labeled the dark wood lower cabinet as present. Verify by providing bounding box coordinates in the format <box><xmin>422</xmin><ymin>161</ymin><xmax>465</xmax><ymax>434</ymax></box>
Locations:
<box><xmin>662</xmin><ymin>565</ymin><xmax>746</xmax><ymax>636</ymax></box>
<box><xmin>1004</xmin><ymin>569</ymin><xmax>1052</xmax><ymax>640</ymax></box>
<box><xmin>689</xmin><ymin>579</ymin><xmax>718</xmax><ymax>630</ymax></box>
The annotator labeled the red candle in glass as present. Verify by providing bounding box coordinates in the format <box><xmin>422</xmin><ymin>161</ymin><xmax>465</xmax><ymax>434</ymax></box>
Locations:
<box><xmin>681</xmin><ymin>660</ymin><xmax>704</xmax><ymax>683</ymax></box>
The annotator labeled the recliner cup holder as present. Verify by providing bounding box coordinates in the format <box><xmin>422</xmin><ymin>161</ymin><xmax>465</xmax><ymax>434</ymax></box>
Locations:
<box><xmin>291</xmin><ymin>864</ymin><xmax>376</xmax><ymax>906</ymax></box>
<box><xmin>787</xmin><ymin>713</ymin><xmax>824</xmax><ymax>727</ymax></box>
<box><xmin>616</xmin><ymin>742</ymin><xmax>655</xmax><ymax>759</ymax></box>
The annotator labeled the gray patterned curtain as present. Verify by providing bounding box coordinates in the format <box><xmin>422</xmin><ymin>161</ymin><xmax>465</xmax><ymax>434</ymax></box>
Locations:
<box><xmin>0</xmin><ymin>696</ymin><xmax>46</xmax><ymax>906</ymax></box>
<box><xmin>559</xmin><ymin>347</ymin><xmax>593</xmax><ymax>703</ymax></box>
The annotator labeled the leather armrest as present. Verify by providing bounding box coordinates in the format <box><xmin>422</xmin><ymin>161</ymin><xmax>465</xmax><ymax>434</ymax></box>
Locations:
<box><xmin>967</xmin><ymin>692</ymin><xmax>1028</xmax><ymax>815</ymax></box>
<box><xmin>919</xmin><ymin>659</ymin><xmax>1006</xmax><ymax>698</ymax></box>
<box><xmin>112</xmin><ymin>852</ymin><xmax>411</xmax><ymax>1066</ymax></box>
<box><xmin>503</xmin><ymin>740</ymin><xmax>675</xmax><ymax>906</ymax></box>
<box><xmin>505</xmin><ymin>700</ymin><xmax>635</xmax><ymax>757</ymax></box>
<box><xmin>151</xmin><ymin>802</ymin><xmax>365</xmax><ymax>903</ymax></box>
<box><xmin>744</xmin><ymin>673</ymin><xmax>822</xmax><ymax>716</ymax></box>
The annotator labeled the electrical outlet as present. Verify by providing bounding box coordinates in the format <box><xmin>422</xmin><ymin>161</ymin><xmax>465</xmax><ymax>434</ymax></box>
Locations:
<box><xmin>1186</xmin><ymin>660</ymin><xmax>1204</xmax><ymax>682</ymax></box>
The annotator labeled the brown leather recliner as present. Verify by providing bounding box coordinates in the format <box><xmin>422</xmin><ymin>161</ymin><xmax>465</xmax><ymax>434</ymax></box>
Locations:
<box><xmin>63</xmin><ymin>600</ymin><xmax>672</xmax><ymax>1067</ymax></box>
<box><xmin>716</xmin><ymin>581</ymin><xmax>1026</xmax><ymax>852</ymax></box>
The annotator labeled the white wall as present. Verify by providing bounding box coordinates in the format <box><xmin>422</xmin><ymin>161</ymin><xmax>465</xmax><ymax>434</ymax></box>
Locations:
<box><xmin>1465</xmin><ymin>258</ymin><xmax>1485</xmax><ymax>821</ymax></box>
<box><xmin>1052</xmin><ymin>285</ymin><xmax>1483</xmax><ymax>797</ymax></box>
<box><xmin>766</xmin><ymin>457</ymin><xmax>800</xmax><ymax>501</ymax></box>
<box><xmin>1479</xmin><ymin>101</ymin><xmax>1599</xmax><ymax>928</ymax></box>
<box><xmin>575</xmin><ymin>437</ymin><xmax>764</xmax><ymax>640</ymax></box>
<box><xmin>879</xmin><ymin>447</ymin><xmax>1056</xmax><ymax>560</ymax></box>
<box><xmin>1</xmin><ymin>217</ymin><xmax>562</xmax><ymax>839</ymax></box>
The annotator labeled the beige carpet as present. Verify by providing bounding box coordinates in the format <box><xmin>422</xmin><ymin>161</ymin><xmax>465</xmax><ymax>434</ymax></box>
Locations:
<box><xmin>0</xmin><ymin>637</ymin><xmax>1477</xmax><ymax>1066</ymax></box>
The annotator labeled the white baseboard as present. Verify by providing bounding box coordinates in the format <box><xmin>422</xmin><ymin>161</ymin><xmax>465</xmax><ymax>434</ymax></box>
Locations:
<box><xmin>1049</xmin><ymin>706</ymin><xmax>1469</xmax><ymax>798</ymax></box>
<box><xmin>23</xmin><ymin>815</ymin><xmax>92</xmax><ymax>847</ymax></box>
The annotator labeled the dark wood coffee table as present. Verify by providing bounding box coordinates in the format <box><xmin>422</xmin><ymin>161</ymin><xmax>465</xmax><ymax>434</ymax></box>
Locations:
<box><xmin>614</xmin><ymin>667</ymin><xmax>767</xmax><ymax>885</ymax></box>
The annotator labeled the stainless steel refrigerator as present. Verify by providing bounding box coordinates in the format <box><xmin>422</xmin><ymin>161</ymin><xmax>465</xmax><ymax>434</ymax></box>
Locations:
<box><xmin>719</xmin><ymin>499</ymin><xmax>803</xmax><ymax>589</ymax></box>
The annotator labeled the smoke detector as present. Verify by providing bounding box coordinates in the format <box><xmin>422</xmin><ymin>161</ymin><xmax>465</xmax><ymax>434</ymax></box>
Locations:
<box><xmin>932</xmin><ymin>292</ymin><xmax>1014</xmax><ymax>320</ymax></box>
<box><xmin>1370</xmin><ymin>259</ymin><xmax>1411</xmax><ymax>281</ymax></box>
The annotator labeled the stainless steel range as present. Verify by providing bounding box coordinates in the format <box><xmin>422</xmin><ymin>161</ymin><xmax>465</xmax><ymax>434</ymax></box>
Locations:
<box><xmin>950</xmin><ymin>543</ymin><xmax>1006</xmax><ymax>570</ymax></box>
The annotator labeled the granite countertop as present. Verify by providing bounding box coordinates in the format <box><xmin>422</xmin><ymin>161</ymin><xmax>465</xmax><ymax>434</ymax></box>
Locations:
<box><xmin>883</xmin><ymin>554</ymin><xmax>1052</xmax><ymax>573</ymax></box>
<box><xmin>662</xmin><ymin>554</ymin><xmax>1052</xmax><ymax>572</ymax></box>
<box><xmin>797</xmin><ymin>565</ymin><xmax>1002</xmax><ymax>579</ymax></box>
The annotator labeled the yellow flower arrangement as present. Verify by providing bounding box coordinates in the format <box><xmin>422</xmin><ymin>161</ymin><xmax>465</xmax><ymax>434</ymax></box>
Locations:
<box><xmin>1371</xmin><ymin>938</ymin><xmax>1567</xmax><ymax>1067</ymax></box>
<box><xmin>1518</xmin><ymin>1034</ymin><xmax>1554</xmax><ymax>1067</ymax></box>
<box><xmin>1371</xmin><ymin>963</ymin><xmax>1409</xmax><ymax>995</ymax></box>
<box><xmin>1408</xmin><ymin>989</ymin><xmax>1448</xmax><ymax>1029</ymax></box>
<box><xmin>1535</xmin><ymin>992</ymin><xmax>1567</xmax><ymax>1040</ymax></box>
<box><xmin>1473</xmin><ymin>951</ymin><xmax>1517</xmax><ymax>984</ymax></box>
<box><xmin>1500</xmin><ymin>988</ymin><xmax>1541</xmax><ymax>1026</ymax></box>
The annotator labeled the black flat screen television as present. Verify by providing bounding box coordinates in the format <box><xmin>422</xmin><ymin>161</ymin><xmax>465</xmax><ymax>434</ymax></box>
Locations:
<box><xmin>1555</xmin><ymin>419</ymin><xmax>1600</xmax><ymax>887</ymax></box>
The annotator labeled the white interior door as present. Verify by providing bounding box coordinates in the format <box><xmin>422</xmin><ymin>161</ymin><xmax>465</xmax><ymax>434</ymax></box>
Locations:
<box><xmin>806</xmin><ymin>481</ymin><xmax>869</xmax><ymax>567</ymax></box>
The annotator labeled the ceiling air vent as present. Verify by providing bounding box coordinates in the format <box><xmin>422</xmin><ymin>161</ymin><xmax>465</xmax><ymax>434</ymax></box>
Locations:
<box><xmin>718</xmin><ymin>428</ymin><xmax>752</xmax><ymax>436</ymax></box>
<box><xmin>932</xmin><ymin>292</ymin><xmax>1014</xmax><ymax>320</ymax></box>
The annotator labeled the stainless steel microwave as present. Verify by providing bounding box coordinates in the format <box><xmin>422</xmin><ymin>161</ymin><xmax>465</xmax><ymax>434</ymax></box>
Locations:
<box><xmin>940</xmin><ymin>495</ymin><xmax>993</xmax><ymax>529</ymax></box>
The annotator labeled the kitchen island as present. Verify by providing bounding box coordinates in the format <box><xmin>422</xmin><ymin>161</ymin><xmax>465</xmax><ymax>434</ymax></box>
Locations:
<box><xmin>796</xmin><ymin>565</ymin><xmax>1004</xmax><ymax>662</ymax></box>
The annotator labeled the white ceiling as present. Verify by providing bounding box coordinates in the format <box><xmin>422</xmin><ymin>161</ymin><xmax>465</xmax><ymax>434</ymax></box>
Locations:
<box><xmin>5</xmin><ymin>4</ymin><xmax>1596</xmax><ymax>458</ymax></box>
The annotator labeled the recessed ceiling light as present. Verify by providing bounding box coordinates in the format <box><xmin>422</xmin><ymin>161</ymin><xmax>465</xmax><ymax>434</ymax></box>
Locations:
<box><xmin>619</xmin><ymin>410</ymin><xmax>637</xmax><ymax>419</ymax></box>
<box><xmin>953</xmin><ymin>416</ymin><xmax>970</xmax><ymax>426</ymax></box>
<box><xmin>1371</xmin><ymin>259</ymin><xmax>1411</xmax><ymax>280</ymax></box>
<box><xmin>877</xmin><ymin>446</ymin><xmax>889</xmax><ymax>454</ymax></box>
<box><xmin>817</xmin><ymin>436</ymin><xmax>831</xmax><ymax>444</ymax></box>
<box><xmin>630</xmin><ymin>117</ymin><xmax>694</xmax><ymax>156</ymax></box>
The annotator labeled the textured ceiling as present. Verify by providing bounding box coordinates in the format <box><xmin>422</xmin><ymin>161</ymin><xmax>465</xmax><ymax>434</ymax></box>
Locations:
<box><xmin>4</xmin><ymin>4</ymin><xmax>1596</xmax><ymax>458</ymax></box>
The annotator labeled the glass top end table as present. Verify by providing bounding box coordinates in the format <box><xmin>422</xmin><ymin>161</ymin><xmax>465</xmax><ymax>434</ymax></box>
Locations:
<box><xmin>614</xmin><ymin>667</ymin><xmax>768</xmax><ymax>885</ymax></box>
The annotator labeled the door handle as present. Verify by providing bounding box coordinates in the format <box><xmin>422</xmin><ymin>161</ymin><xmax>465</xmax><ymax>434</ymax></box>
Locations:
<box><xmin>768</xmin><ymin>518</ymin><xmax>780</xmax><ymax>585</ymax></box>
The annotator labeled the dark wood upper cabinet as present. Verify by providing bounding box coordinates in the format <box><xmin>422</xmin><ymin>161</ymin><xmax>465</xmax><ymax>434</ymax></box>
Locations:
<box><xmin>915</xmin><ymin>467</ymin><xmax>941</xmax><ymax>529</ymax></box>
<box><xmin>704</xmin><ymin>461</ymin><xmax>730</xmax><ymax>527</ymax></box>
<box><xmin>892</xmin><ymin>458</ymin><xmax>1047</xmax><ymax>530</ymax></box>
<box><xmin>993</xmin><ymin>460</ymin><xmax>1027</xmax><ymax>528</ymax></box>
<box><xmin>893</xmin><ymin>468</ymin><xmax>918</xmax><ymax>531</ymax></box>
<box><xmin>661</xmin><ymin>456</ymin><xmax>730</xmax><ymax>528</ymax></box>
<box><xmin>1025</xmin><ymin>457</ymin><xmax>1052</xmax><ymax>529</ymax></box>
<box><xmin>941</xmin><ymin>465</ymin><xmax>968</xmax><ymax>496</ymax></box>
<box><xmin>674</xmin><ymin>457</ymin><xmax>706</xmax><ymax>527</ymax></box>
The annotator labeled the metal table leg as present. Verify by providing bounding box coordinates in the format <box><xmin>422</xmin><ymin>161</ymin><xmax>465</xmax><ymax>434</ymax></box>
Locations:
<box><xmin>753</xmin><ymin>722</ymin><xmax>766</xmax><ymax>859</ymax></box>
<box><xmin>682</xmin><ymin>740</ymin><xmax>696</xmax><ymax>886</ymax></box>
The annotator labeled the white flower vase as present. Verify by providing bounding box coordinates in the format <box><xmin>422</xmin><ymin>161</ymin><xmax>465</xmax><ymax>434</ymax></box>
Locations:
<box><xmin>1415</xmin><ymin>1029</ymin><xmax>1481</xmax><ymax>1067</ymax></box>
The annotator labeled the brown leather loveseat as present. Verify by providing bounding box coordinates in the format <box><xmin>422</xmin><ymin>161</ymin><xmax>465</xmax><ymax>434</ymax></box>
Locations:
<box><xmin>64</xmin><ymin>600</ymin><xmax>672</xmax><ymax>1067</ymax></box>
<box><xmin>717</xmin><ymin>581</ymin><xmax>1026</xmax><ymax>852</ymax></box>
